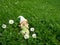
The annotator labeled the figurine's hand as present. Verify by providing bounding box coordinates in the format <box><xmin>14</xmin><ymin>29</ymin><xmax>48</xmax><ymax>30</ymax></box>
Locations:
<box><xmin>19</xmin><ymin>25</ymin><xmax>20</xmax><ymax>27</ymax></box>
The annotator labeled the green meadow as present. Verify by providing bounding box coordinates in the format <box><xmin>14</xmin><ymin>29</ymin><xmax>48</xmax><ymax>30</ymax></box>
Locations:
<box><xmin>0</xmin><ymin>0</ymin><xmax>60</xmax><ymax>45</ymax></box>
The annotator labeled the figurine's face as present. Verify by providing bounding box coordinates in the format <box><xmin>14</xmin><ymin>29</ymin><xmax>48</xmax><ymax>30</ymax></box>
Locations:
<box><xmin>20</xmin><ymin>21</ymin><xmax>29</xmax><ymax>28</ymax></box>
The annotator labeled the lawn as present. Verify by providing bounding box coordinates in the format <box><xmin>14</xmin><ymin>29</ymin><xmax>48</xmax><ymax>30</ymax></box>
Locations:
<box><xmin>0</xmin><ymin>0</ymin><xmax>60</xmax><ymax>45</ymax></box>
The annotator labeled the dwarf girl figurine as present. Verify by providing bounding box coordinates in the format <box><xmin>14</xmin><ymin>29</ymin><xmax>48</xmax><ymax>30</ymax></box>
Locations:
<box><xmin>18</xmin><ymin>16</ymin><xmax>29</xmax><ymax>35</ymax></box>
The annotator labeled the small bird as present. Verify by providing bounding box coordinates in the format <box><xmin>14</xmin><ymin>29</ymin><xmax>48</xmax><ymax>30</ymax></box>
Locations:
<box><xmin>18</xmin><ymin>16</ymin><xmax>29</xmax><ymax>35</ymax></box>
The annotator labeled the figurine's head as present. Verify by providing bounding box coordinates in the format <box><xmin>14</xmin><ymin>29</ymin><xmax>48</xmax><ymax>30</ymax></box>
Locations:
<box><xmin>18</xmin><ymin>16</ymin><xmax>27</xmax><ymax>23</ymax></box>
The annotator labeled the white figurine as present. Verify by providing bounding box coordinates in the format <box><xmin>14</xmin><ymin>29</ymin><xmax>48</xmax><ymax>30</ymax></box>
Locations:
<box><xmin>18</xmin><ymin>16</ymin><xmax>29</xmax><ymax>35</ymax></box>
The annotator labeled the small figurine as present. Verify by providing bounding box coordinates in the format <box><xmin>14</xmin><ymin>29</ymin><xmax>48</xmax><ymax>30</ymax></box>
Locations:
<box><xmin>18</xmin><ymin>16</ymin><xmax>29</xmax><ymax>35</ymax></box>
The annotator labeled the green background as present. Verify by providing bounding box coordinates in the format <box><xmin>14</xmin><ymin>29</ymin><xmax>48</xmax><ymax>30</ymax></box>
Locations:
<box><xmin>0</xmin><ymin>0</ymin><xmax>60</xmax><ymax>45</ymax></box>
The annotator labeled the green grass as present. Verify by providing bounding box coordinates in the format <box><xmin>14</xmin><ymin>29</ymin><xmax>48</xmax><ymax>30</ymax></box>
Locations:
<box><xmin>0</xmin><ymin>0</ymin><xmax>60</xmax><ymax>45</ymax></box>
